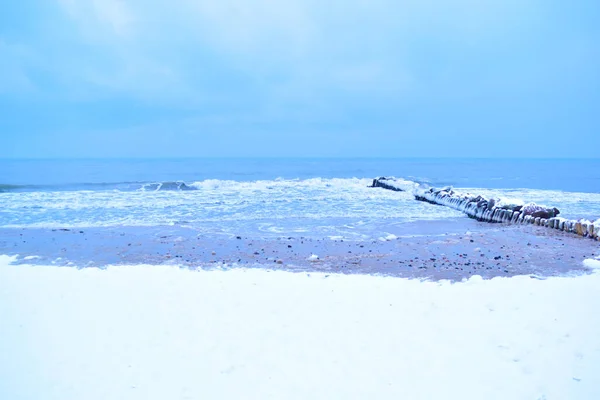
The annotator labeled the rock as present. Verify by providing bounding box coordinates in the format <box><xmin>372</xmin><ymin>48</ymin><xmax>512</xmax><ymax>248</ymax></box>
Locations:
<box><xmin>511</xmin><ymin>212</ymin><xmax>520</xmax><ymax>223</ymax></box>
<box><xmin>498</xmin><ymin>209</ymin><xmax>506</xmax><ymax>223</ymax></box>
<box><xmin>575</xmin><ymin>222</ymin><xmax>583</xmax><ymax>236</ymax></box>
<box><xmin>495</xmin><ymin>209</ymin><xmax>502</xmax><ymax>222</ymax></box>
<box><xmin>565</xmin><ymin>221</ymin><xmax>574</xmax><ymax>232</ymax></box>
<box><xmin>371</xmin><ymin>177</ymin><xmax>405</xmax><ymax>192</ymax></box>
<box><xmin>498</xmin><ymin>210</ymin><xmax>505</xmax><ymax>222</ymax></box>
<box><xmin>521</xmin><ymin>204</ymin><xmax>561</xmax><ymax>219</ymax></box>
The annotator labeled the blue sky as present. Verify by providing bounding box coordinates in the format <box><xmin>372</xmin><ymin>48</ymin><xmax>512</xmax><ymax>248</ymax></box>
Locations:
<box><xmin>1</xmin><ymin>0</ymin><xmax>599</xmax><ymax>158</ymax></box>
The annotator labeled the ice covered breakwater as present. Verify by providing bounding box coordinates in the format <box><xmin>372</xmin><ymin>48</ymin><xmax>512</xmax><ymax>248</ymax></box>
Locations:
<box><xmin>371</xmin><ymin>177</ymin><xmax>600</xmax><ymax>241</ymax></box>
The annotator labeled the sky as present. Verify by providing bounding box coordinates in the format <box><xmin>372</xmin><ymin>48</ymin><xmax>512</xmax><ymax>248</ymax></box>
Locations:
<box><xmin>0</xmin><ymin>0</ymin><xmax>599</xmax><ymax>158</ymax></box>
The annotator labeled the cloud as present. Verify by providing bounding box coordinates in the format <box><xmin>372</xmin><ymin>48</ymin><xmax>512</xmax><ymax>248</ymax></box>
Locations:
<box><xmin>39</xmin><ymin>0</ymin><xmax>539</xmax><ymax>106</ymax></box>
<box><xmin>58</xmin><ymin>0</ymin><xmax>135</xmax><ymax>38</ymax></box>
<box><xmin>0</xmin><ymin>40</ymin><xmax>37</xmax><ymax>94</ymax></box>
<box><xmin>1</xmin><ymin>0</ymin><xmax>599</xmax><ymax>157</ymax></box>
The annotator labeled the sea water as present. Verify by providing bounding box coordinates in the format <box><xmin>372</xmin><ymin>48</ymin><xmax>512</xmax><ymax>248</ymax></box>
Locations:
<box><xmin>1</xmin><ymin>158</ymin><xmax>599</xmax><ymax>241</ymax></box>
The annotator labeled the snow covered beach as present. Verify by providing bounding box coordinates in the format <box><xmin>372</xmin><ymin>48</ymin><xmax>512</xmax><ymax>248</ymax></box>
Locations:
<box><xmin>2</xmin><ymin>160</ymin><xmax>600</xmax><ymax>399</ymax></box>
<box><xmin>1</xmin><ymin>221</ymin><xmax>595</xmax><ymax>280</ymax></box>
<box><xmin>1</xmin><ymin>255</ymin><xmax>600</xmax><ymax>400</ymax></box>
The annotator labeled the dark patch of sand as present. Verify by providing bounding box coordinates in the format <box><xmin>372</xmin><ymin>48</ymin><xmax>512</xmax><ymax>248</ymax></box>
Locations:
<box><xmin>1</xmin><ymin>220</ymin><xmax>597</xmax><ymax>281</ymax></box>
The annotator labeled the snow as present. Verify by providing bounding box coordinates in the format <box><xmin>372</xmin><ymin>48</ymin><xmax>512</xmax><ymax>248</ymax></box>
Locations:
<box><xmin>379</xmin><ymin>233</ymin><xmax>398</xmax><ymax>241</ymax></box>
<box><xmin>1</xmin><ymin>255</ymin><xmax>600</xmax><ymax>400</ymax></box>
<box><xmin>583</xmin><ymin>258</ymin><xmax>600</xmax><ymax>270</ymax></box>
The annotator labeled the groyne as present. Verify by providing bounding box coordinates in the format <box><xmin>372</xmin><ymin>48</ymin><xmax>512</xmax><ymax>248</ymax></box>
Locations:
<box><xmin>369</xmin><ymin>177</ymin><xmax>412</xmax><ymax>192</ymax></box>
<box><xmin>371</xmin><ymin>177</ymin><xmax>599</xmax><ymax>241</ymax></box>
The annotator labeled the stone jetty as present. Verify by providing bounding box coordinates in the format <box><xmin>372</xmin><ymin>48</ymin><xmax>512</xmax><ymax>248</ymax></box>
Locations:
<box><xmin>369</xmin><ymin>177</ymin><xmax>420</xmax><ymax>192</ymax></box>
<box><xmin>371</xmin><ymin>178</ymin><xmax>599</xmax><ymax>241</ymax></box>
<box><xmin>369</xmin><ymin>177</ymin><xmax>406</xmax><ymax>191</ymax></box>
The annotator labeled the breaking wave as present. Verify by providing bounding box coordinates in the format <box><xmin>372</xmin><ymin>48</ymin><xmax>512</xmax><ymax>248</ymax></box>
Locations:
<box><xmin>0</xmin><ymin>178</ymin><xmax>400</xmax><ymax>193</ymax></box>
<box><xmin>2</xmin><ymin>177</ymin><xmax>599</xmax><ymax>240</ymax></box>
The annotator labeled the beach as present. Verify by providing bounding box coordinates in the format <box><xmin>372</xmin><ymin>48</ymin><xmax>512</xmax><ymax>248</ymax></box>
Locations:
<box><xmin>1</xmin><ymin>158</ymin><xmax>600</xmax><ymax>399</ymax></box>
<box><xmin>2</xmin><ymin>218</ymin><xmax>597</xmax><ymax>280</ymax></box>
<box><xmin>2</xmin><ymin>254</ymin><xmax>600</xmax><ymax>399</ymax></box>
<box><xmin>3</xmin><ymin>218</ymin><xmax>600</xmax><ymax>399</ymax></box>
<box><xmin>3</xmin><ymin>0</ymin><xmax>599</xmax><ymax>396</ymax></box>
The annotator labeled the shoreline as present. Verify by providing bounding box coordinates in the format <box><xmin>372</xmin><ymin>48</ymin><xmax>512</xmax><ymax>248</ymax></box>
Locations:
<box><xmin>2</xmin><ymin>219</ymin><xmax>597</xmax><ymax>281</ymax></box>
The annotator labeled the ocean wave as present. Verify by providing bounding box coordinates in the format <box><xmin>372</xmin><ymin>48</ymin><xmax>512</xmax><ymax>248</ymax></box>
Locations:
<box><xmin>0</xmin><ymin>184</ymin><xmax>43</xmax><ymax>193</ymax></box>
<box><xmin>0</xmin><ymin>182</ymin><xmax>142</xmax><ymax>192</ymax></box>
<box><xmin>2</xmin><ymin>177</ymin><xmax>599</xmax><ymax>235</ymax></box>
<box><xmin>0</xmin><ymin>177</ymin><xmax>388</xmax><ymax>193</ymax></box>
<box><xmin>140</xmin><ymin>181</ymin><xmax>197</xmax><ymax>191</ymax></box>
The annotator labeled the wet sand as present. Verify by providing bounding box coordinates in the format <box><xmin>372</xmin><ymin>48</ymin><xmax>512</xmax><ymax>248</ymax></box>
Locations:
<box><xmin>2</xmin><ymin>219</ymin><xmax>598</xmax><ymax>280</ymax></box>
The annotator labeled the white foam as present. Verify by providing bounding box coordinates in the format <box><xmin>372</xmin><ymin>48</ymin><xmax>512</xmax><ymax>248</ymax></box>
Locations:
<box><xmin>1</xmin><ymin>258</ymin><xmax>600</xmax><ymax>399</ymax></box>
<box><xmin>0</xmin><ymin>178</ymin><xmax>464</xmax><ymax>239</ymax></box>
<box><xmin>496</xmin><ymin>197</ymin><xmax>525</xmax><ymax>208</ymax></box>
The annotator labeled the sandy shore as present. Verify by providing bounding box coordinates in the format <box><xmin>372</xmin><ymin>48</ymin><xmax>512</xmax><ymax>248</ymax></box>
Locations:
<box><xmin>1</xmin><ymin>256</ymin><xmax>600</xmax><ymax>399</ymax></box>
<box><xmin>1</xmin><ymin>219</ymin><xmax>598</xmax><ymax>280</ymax></box>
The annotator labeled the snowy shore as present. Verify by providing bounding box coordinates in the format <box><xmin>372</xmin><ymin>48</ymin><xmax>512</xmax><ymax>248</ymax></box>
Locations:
<box><xmin>1</xmin><ymin>255</ymin><xmax>600</xmax><ymax>400</ymax></box>
<box><xmin>2</xmin><ymin>222</ymin><xmax>595</xmax><ymax>280</ymax></box>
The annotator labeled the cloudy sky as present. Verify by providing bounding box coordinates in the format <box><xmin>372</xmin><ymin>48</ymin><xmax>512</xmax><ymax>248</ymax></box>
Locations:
<box><xmin>1</xmin><ymin>0</ymin><xmax>598</xmax><ymax>158</ymax></box>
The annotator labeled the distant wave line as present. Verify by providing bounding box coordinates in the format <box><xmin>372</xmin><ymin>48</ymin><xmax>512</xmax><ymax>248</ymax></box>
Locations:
<box><xmin>0</xmin><ymin>178</ymin><xmax>380</xmax><ymax>193</ymax></box>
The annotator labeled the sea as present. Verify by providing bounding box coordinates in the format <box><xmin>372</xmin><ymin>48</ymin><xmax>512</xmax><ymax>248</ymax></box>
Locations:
<box><xmin>1</xmin><ymin>158</ymin><xmax>600</xmax><ymax>242</ymax></box>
